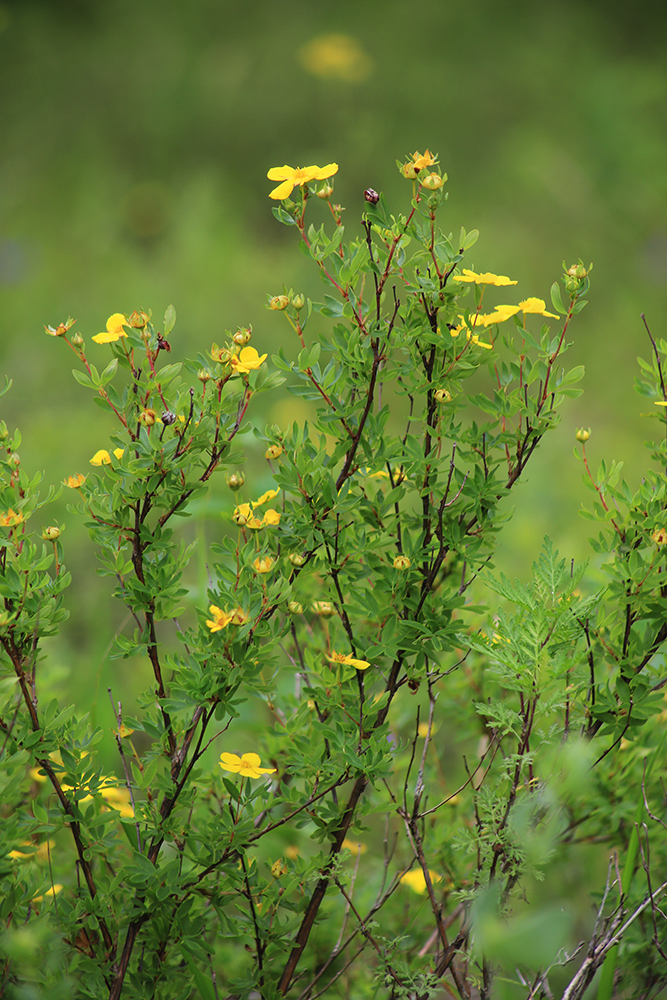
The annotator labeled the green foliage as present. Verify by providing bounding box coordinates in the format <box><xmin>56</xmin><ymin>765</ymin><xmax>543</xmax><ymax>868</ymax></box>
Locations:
<box><xmin>1</xmin><ymin>153</ymin><xmax>667</xmax><ymax>999</ymax></box>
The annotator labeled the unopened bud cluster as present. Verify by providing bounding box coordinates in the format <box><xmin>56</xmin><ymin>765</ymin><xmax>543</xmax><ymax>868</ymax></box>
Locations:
<box><xmin>564</xmin><ymin>261</ymin><xmax>591</xmax><ymax>296</ymax></box>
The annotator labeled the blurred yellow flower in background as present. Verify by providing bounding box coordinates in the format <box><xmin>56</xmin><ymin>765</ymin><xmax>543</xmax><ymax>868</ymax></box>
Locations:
<box><xmin>297</xmin><ymin>34</ymin><xmax>372</xmax><ymax>82</ymax></box>
<box><xmin>400</xmin><ymin>869</ymin><xmax>443</xmax><ymax>894</ymax></box>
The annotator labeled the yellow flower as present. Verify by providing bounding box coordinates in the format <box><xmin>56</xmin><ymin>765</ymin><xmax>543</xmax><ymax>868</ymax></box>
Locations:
<box><xmin>265</xmin><ymin>444</ymin><xmax>283</xmax><ymax>460</ymax></box>
<box><xmin>393</xmin><ymin>555</ymin><xmax>411</xmax><ymax>570</ymax></box>
<box><xmin>400</xmin><ymin>869</ymin><xmax>442</xmax><ymax>894</ymax></box>
<box><xmin>206</xmin><ymin>605</ymin><xmax>233</xmax><ymax>632</ymax></box>
<box><xmin>325</xmin><ymin>650</ymin><xmax>371</xmax><ymax>670</ymax></box>
<box><xmin>229</xmin><ymin>346</ymin><xmax>268</xmax><ymax>374</ymax></box>
<box><xmin>90</xmin><ymin>450</ymin><xmax>111</xmax><ymax>466</ymax></box>
<box><xmin>219</xmin><ymin>752</ymin><xmax>276</xmax><ymax>778</ymax></box>
<box><xmin>64</xmin><ymin>473</ymin><xmax>86</xmax><ymax>488</ymax></box>
<box><xmin>451</xmin><ymin>269</ymin><xmax>518</xmax><ymax>286</ymax></box>
<box><xmin>92</xmin><ymin>313</ymin><xmax>128</xmax><ymax>344</ymax></box>
<box><xmin>262</xmin><ymin>508</ymin><xmax>281</xmax><ymax>526</ymax></box>
<box><xmin>8</xmin><ymin>840</ymin><xmax>55</xmax><ymax>861</ymax></box>
<box><xmin>31</xmin><ymin>884</ymin><xmax>63</xmax><ymax>902</ymax></box>
<box><xmin>297</xmin><ymin>34</ymin><xmax>372</xmax><ymax>82</ymax></box>
<box><xmin>99</xmin><ymin>783</ymin><xmax>134</xmax><ymax>818</ymax></box>
<box><xmin>652</xmin><ymin>528</ymin><xmax>667</xmax><ymax>545</ymax></box>
<box><xmin>233</xmin><ymin>502</ymin><xmax>253</xmax><ymax>526</ymax></box>
<box><xmin>518</xmin><ymin>297</ymin><xmax>559</xmax><ymax>318</ymax></box>
<box><xmin>253</xmin><ymin>489</ymin><xmax>280</xmax><ymax>507</ymax></box>
<box><xmin>267</xmin><ymin>163</ymin><xmax>339</xmax><ymax>201</ymax></box>
<box><xmin>341</xmin><ymin>839</ymin><xmax>368</xmax><ymax>855</ymax></box>
<box><xmin>229</xmin><ymin>607</ymin><xmax>249</xmax><ymax>626</ymax></box>
<box><xmin>253</xmin><ymin>555</ymin><xmax>274</xmax><ymax>574</ymax></box>
<box><xmin>655</xmin><ymin>401</ymin><xmax>667</xmax><ymax>407</ymax></box>
<box><xmin>0</xmin><ymin>508</ymin><xmax>23</xmax><ymax>527</ymax></box>
<box><xmin>412</xmin><ymin>149</ymin><xmax>436</xmax><ymax>170</ymax></box>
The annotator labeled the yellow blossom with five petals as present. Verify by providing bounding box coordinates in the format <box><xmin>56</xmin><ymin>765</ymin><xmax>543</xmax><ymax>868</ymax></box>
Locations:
<box><xmin>267</xmin><ymin>163</ymin><xmax>339</xmax><ymax>201</ymax></box>
<box><xmin>229</xmin><ymin>347</ymin><xmax>267</xmax><ymax>374</ymax></box>
<box><xmin>206</xmin><ymin>605</ymin><xmax>233</xmax><ymax>632</ymax></box>
<box><xmin>219</xmin><ymin>752</ymin><xmax>276</xmax><ymax>778</ymax></box>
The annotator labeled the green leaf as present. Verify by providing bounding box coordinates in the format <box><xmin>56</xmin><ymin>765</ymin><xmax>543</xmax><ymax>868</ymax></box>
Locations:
<box><xmin>163</xmin><ymin>304</ymin><xmax>176</xmax><ymax>336</ymax></box>
<box><xmin>550</xmin><ymin>281</ymin><xmax>566</xmax><ymax>315</ymax></box>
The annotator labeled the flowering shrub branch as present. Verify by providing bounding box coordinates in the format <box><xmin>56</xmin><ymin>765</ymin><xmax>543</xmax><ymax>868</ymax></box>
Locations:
<box><xmin>1</xmin><ymin>152</ymin><xmax>667</xmax><ymax>999</ymax></box>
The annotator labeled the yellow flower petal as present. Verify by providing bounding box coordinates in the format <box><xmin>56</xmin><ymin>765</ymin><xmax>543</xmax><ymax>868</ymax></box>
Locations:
<box><xmin>253</xmin><ymin>489</ymin><xmax>280</xmax><ymax>507</ymax></box>
<box><xmin>89</xmin><ymin>450</ymin><xmax>111</xmax><ymax>466</ymax></box>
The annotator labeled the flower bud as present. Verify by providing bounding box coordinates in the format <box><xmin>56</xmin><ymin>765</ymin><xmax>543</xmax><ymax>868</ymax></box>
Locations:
<box><xmin>400</xmin><ymin>162</ymin><xmax>418</xmax><ymax>180</ymax></box>
<box><xmin>292</xmin><ymin>294</ymin><xmax>305</xmax><ymax>311</ymax></box>
<box><xmin>8</xmin><ymin>453</ymin><xmax>19</xmax><ymax>468</ymax></box>
<box><xmin>226</xmin><ymin>471</ymin><xmax>245</xmax><ymax>492</ymax></box>
<box><xmin>232</xmin><ymin>503</ymin><xmax>251</xmax><ymax>526</ymax></box>
<box><xmin>128</xmin><ymin>310</ymin><xmax>150</xmax><ymax>329</ymax></box>
<box><xmin>161</xmin><ymin>410</ymin><xmax>176</xmax><ymax>426</ymax></box>
<box><xmin>652</xmin><ymin>528</ymin><xmax>667</xmax><ymax>546</ymax></box>
<box><xmin>288</xmin><ymin>600</ymin><xmax>304</xmax><ymax>615</ymax></box>
<box><xmin>575</xmin><ymin>428</ymin><xmax>590</xmax><ymax>443</ymax></box>
<box><xmin>288</xmin><ymin>553</ymin><xmax>305</xmax><ymax>567</ymax></box>
<box><xmin>312</xmin><ymin>600</ymin><xmax>335</xmax><ymax>618</ymax></box>
<box><xmin>393</xmin><ymin>555</ymin><xmax>411</xmax><ymax>570</ymax></box>
<box><xmin>0</xmin><ymin>422</ymin><xmax>8</xmax><ymax>441</ymax></box>
<box><xmin>434</xmin><ymin>388</ymin><xmax>452</xmax><ymax>403</ymax></box>
<box><xmin>210</xmin><ymin>344</ymin><xmax>233</xmax><ymax>364</ymax></box>
<box><xmin>269</xmin><ymin>295</ymin><xmax>289</xmax><ymax>311</ymax></box>
<box><xmin>253</xmin><ymin>555</ymin><xmax>274</xmax><ymax>574</ymax></box>
<box><xmin>42</xmin><ymin>526</ymin><xmax>61</xmax><ymax>541</ymax></box>
<box><xmin>364</xmin><ymin>188</ymin><xmax>380</xmax><ymax>205</ymax></box>
<box><xmin>44</xmin><ymin>318</ymin><xmax>76</xmax><ymax>337</ymax></box>
<box><xmin>420</xmin><ymin>173</ymin><xmax>444</xmax><ymax>191</ymax></box>
<box><xmin>139</xmin><ymin>408</ymin><xmax>157</xmax><ymax>427</ymax></box>
<box><xmin>198</xmin><ymin>368</ymin><xmax>212</xmax><ymax>383</ymax></box>
<box><xmin>316</xmin><ymin>184</ymin><xmax>334</xmax><ymax>200</ymax></box>
<box><xmin>233</xmin><ymin>327</ymin><xmax>252</xmax><ymax>346</ymax></box>
<box><xmin>567</xmin><ymin>263</ymin><xmax>588</xmax><ymax>279</ymax></box>
<box><xmin>71</xmin><ymin>332</ymin><xmax>84</xmax><ymax>347</ymax></box>
<box><xmin>265</xmin><ymin>444</ymin><xmax>283</xmax><ymax>460</ymax></box>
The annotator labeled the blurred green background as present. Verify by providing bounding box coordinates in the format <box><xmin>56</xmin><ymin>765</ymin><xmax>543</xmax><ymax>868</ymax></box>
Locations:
<box><xmin>1</xmin><ymin>0</ymin><xmax>666</xmax><ymax>710</ymax></box>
